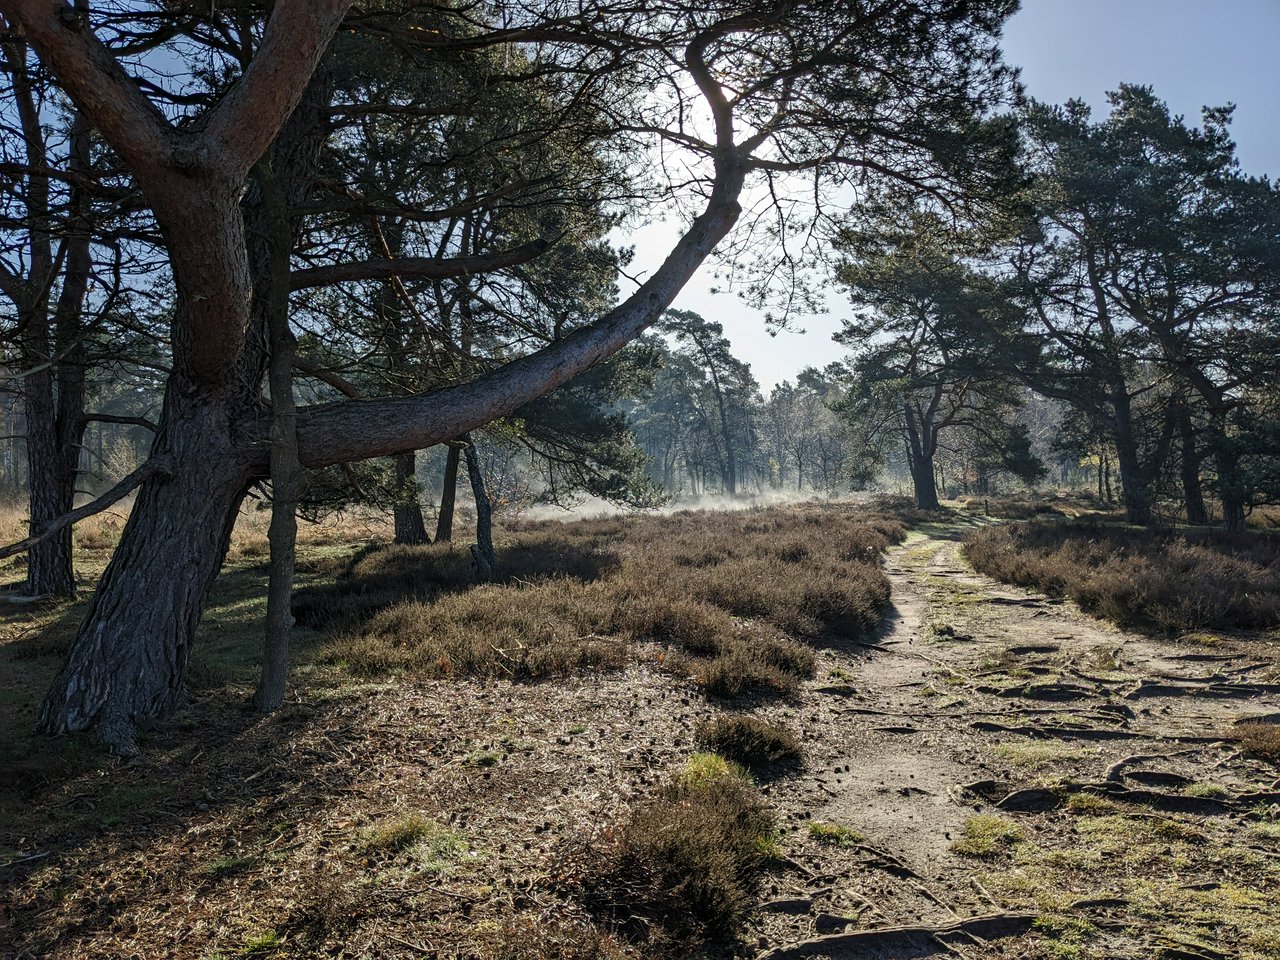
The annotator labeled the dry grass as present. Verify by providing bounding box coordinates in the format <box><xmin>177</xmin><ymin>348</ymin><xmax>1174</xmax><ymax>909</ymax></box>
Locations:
<box><xmin>959</xmin><ymin>496</ymin><xmax>1068</xmax><ymax>520</ymax></box>
<box><xmin>965</xmin><ymin>521</ymin><xmax>1280</xmax><ymax>635</ymax></box>
<box><xmin>479</xmin><ymin>917</ymin><xmax>636</xmax><ymax>960</ymax></box>
<box><xmin>1235</xmin><ymin>723</ymin><xmax>1280</xmax><ymax>764</ymax></box>
<box><xmin>0</xmin><ymin>499</ymin><xmax>392</xmax><ymax>587</ymax></box>
<box><xmin>315</xmin><ymin>503</ymin><xmax>904</xmax><ymax>700</ymax></box>
<box><xmin>579</xmin><ymin>753</ymin><xmax>777</xmax><ymax>952</ymax></box>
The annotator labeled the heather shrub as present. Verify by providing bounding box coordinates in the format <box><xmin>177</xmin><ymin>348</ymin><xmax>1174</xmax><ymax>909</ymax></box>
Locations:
<box><xmin>319</xmin><ymin>502</ymin><xmax>904</xmax><ymax>695</ymax></box>
<box><xmin>695</xmin><ymin>714</ymin><xmax>803</xmax><ymax>772</ymax></box>
<box><xmin>1235</xmin><ymin>723</ymin><xmax>1280</xmax><ymax>764</ymax></box>
<box><xmin>965</xmin><ymin>522</ymin><xmax>1280</xmax><ymax>635</ymax></box>
<box><xmin>582</xmin><ymin>755</ymin><xmax>776</xmax><ymax>951</ymax></box>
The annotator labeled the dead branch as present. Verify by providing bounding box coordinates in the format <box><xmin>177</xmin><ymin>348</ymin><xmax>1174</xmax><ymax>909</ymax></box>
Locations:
<box><xmin>0</xmin><ymin>456</ymin><xmax>172</xmax><ymax>562</ymax></box>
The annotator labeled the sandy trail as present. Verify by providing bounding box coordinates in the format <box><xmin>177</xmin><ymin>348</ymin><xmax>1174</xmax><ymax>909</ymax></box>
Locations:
<box><xmin>753</xmin><ymin>521</ymin><xmax>1280</xmax><ymax>959</ymax></box>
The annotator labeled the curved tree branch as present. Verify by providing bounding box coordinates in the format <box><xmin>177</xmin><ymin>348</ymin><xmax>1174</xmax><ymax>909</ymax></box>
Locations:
<box><xmin>291</xmin><ymin>152</ymin><xmax>749</xmax><ymax>469</ymax></box>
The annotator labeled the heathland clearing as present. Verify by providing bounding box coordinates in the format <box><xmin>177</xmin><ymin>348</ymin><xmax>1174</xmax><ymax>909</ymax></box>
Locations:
<box><xmin>2</xmin><ymin>503</ymin><xmax>1278</xmax><ymax>959</ymax></box>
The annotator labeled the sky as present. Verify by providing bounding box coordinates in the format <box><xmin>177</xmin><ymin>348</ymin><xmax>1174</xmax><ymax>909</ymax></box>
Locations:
<box><xmin>627</xmin><ymin>0</ymin><xmax>1280</xmax><ymax>392</ymax></box>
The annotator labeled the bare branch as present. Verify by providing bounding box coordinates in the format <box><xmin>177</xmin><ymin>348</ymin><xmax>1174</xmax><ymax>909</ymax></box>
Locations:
<box><xmin>0</xmin><ymin>0</ymin><xmax>176</xmax><ymax>179</ymax></box>
<box><xmin>0</xmin><ymin>456</ymin><xmax>171</xmax><ymax>562</ymax></box>
<box><xmin>289</xmin><ymin>238</ymin><xmax>552</xmax><ymax>291</ymax></box>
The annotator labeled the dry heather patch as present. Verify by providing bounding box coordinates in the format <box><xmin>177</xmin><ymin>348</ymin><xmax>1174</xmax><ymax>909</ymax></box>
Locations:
<box><xmin>316</xmin><ymin>503</ymin><xmax>904</xmax><ymax>699</ymax></box>
<box><xmin>576</xmin><ymin>753</ymin><xmax>777</xmax><ymax>953</ymax></box>
<box><xmin>694</xmin><ymin>713</ymin><xmax>803</xmax><ymax>773</ymax></box>
<box><xmin>1235</xmin><ymin>722</ymin><xmax>1280</xmax><ymax>764</ymax></box>
<box><xmin>965</xmin><ymin>521</ymin><xmax>1280</xmax><ymax>635</ymax></box>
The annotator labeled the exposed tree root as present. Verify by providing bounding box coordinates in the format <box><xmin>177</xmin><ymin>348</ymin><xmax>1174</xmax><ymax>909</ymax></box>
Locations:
<box><xmin>971</xmin><ymin>721</ymin><xmax>1142</xmax><ymax>741</ymax></box>
<box><xmin>755</xmin><ymin>911</ymin><xmax>1037</xmax><ymax>959</ymax></box>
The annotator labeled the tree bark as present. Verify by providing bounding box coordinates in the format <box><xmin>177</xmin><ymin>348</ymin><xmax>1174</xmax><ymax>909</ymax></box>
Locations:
<box><xmin>462</xmin><ymin>436</ymin><xmax>495</xmax><ymax>582</ymax></box>
<box><xmin>435</xmin><ymin>444</ymin><xmax>460</xmax><ymax>543</ymax></box>
<box><xmin>1176</xmin><ymin>402</ymin><xmax>1208</xmax><ymax>525</ymax></box>
<box><xmin>37</xmin><ymin>389</ymin><xmax>253</xmax><ymax>754</ymax></box>
<box><xmin>393</xmin><ymin>451</ymin><xmax>430</xmax><ymax>545</ymax></box>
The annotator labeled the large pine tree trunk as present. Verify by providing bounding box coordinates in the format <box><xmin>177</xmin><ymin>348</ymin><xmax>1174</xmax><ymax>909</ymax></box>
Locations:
<box><xmin>1214</xmin><ymin>441</ymin><xmax>1248</xmax><ymax>531</ymax></box>
<box><xmin>393</xmin><ymin>451</ymin><xmax>430</xmax><ymax>545</ymax></box>
<box><xmin>910</xmin><ymin>456</ymin><xmax>940</xmax><ymax>511</ymax></box>
<box><xmin>903</xmin><ymin>406</ymin><xmax>940</xmax><ymax>511</ymax></box>
<box><xmin>37</xmin><ymin>391</ymin><xmax>252</xmax><ymax>754</ymax></box>
<box><xmin>1111</xmin><ymin>394</ymin><xmax>1153</xmax><ymax>526</ymax></box>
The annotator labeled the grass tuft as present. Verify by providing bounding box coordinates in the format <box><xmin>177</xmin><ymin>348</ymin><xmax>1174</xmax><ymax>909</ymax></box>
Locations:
<box><xmin>951</xmin><ymin>815</ymin><xmax>1024</xmax><ymax>858</ymax></box>
<box><xmin>807</xmin><ymin>821</ymin><xmax>864</xmax><ymax>848</ymax></box>
<box><xmin>362</xmin><ymin>813</ymin><xmax>468</xmax><ymax>876</ymax></box>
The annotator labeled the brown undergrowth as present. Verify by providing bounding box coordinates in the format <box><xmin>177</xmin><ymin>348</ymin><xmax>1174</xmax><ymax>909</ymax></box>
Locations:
<box><xmin>0</xmin><ymin>498</ymin><xmax>908</xmax><ymax>960</ymax></box>
<box><xmin>965</xmin><ymin>521</ymin><xmax>1280</xmax><ymax>635</ymax></box>
<box><xmin>309</xmin><ymin>504</ymin><xmax>905</xmax><ymax>700</ymax></box>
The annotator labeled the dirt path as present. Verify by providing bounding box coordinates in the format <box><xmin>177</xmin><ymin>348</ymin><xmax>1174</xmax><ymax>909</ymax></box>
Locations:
<box><xmin>753</xmin><ymin>521</ymin><xmax>1280</xmax><ymax>960</ymax></box>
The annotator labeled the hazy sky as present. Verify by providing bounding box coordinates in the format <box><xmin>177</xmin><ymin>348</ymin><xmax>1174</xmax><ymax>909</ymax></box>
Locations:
<box><xmin>631</xmin><ymin>0</ymin><xmax>1280</xmax><ymax>391</ymax></box>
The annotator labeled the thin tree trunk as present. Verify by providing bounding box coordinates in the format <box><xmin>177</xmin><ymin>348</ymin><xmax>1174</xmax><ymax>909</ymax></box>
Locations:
<box><xmin>23</xmin><ymin>381</ymin><xmax>77</xmax><ymax>597</ymax></box>
<box><xmin>393</xmin><ymin>451</ymin><xmax>429</xmax><ymax>545</ymax></box>
<box><xmin>19</xmin><ymin>106</ymin><xmax>91</xmax><ymax>599</ymax></box>
<box><xmin>1176</xmin><ymin>403</ymin><xmax>1208</xmax><ymax>525</ymax></box>
<box><xmin>462</xmin><ymin>435</ymin><xmax>495</xmax><ymax>582</ymax></box>
<box><xmin>253</xmin><ymin>163</ymin><xmax>300</xmax><ymax>715</ymax></box>
<box><xmin>435</xmin><ymin>444</ymin><xmax>460</xmax><ymax>543</ymax></box>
